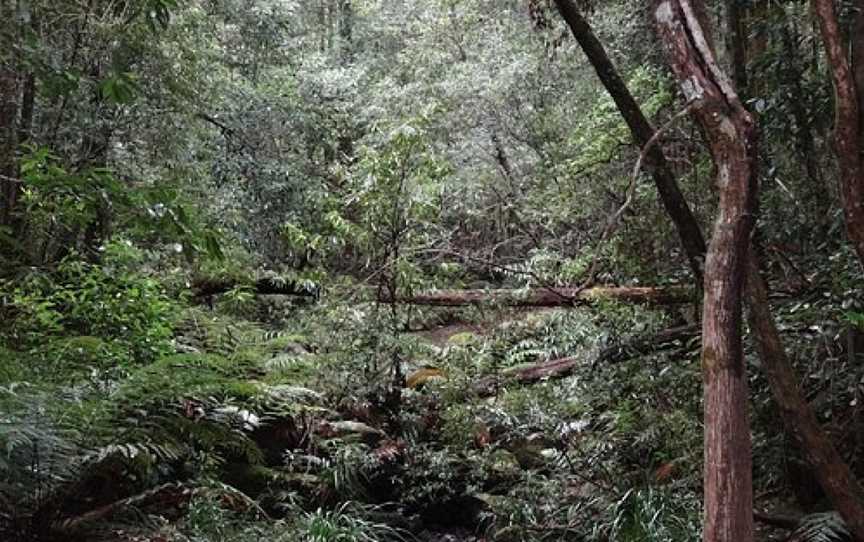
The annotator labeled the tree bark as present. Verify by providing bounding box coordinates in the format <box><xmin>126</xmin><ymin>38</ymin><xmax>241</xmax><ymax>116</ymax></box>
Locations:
<box><xmin>853</xmin><ymin>2</ymin><xmax>864</xmax><ymax>135</ymax></box>
<box><xmin>0</xmin><ymin>0</ymin><xmax>20</xmax><ymax>229</ymax></box>
<box><xmin>745</xmin><ymin>255</ymin><xmax>864</xmax><ymax>542</ymax></box>
<box><xmin>383</xmin><ymin>285</ymin><xmax>693</xmax><ymax>307</ymax></box>
<box><xmin>0</xmin><ymin>66</ymin><xmax>19</xmax><ymax>228</ymax></box>
<box><xmin>653</xmin><ymin>2</ymin><xmax>758</xmax><ymax>541</ymax></box>
<box><xmin>552</xmin><ymin>0</ymin><xmax>708</xmax><ymax>283</ymax></box>
<box><xmin>812</xmin><ymin>0</ymin><xmax>864</xmax><ymax>267</ymax></box>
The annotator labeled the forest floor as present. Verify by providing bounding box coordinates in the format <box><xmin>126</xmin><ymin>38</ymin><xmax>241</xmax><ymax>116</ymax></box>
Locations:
<box><xmin>4</xmin><ymin>265</ymin><xmax>863</xmax><ymax>541</ymax></box>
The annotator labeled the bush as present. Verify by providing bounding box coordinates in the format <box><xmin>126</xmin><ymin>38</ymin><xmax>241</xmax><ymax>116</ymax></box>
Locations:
<box><xmin>0</xmin><ymin>255</ymin><xmax>177</xmax><ymax>376</ymax></box>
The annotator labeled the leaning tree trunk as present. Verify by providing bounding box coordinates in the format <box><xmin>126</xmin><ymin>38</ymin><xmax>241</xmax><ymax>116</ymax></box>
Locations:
<box><xmin>746</xmin><ymin>256</ymin><xmax>864</xmax><ymax>541</ymax></box>
<box><xmin>653</xmin><ymin>2</ymin><xmax>758</xmax><ymax>541</ymax></box>
<box><xmin>812</xmin><ymin>0</ymin><xmax>864</xmax><ymax>267</ymax></box>
<box><xmin>552</xmin><ymin>0</ymin><xmax>707</xmax><ymax>283</ymax></box>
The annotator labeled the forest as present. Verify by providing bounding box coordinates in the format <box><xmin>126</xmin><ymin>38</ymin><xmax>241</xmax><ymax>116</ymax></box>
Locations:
<box><xmin>1</xmin><ymin>0</ymin><xmax>864</xmax><ymax>541</ymax></box>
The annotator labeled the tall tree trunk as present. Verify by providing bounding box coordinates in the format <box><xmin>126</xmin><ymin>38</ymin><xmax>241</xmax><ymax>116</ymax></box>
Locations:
<box><xmin>745</xmin><ymin>256</ymin><xmax>864</xmax><ymax>541</ymax></box>
<box><xmin>811</xmin><ymin>0</ymin><xmax>864</xmax><ymax>267</ymax></box>
<box><xmin>0</xmin><ymin>0</ymin><xmax>20</xmax><ymax>230</ymax></box>
<box><xmin>853</xmin><ymin>3</ymin><xmax>864</xmax><ymax>135</ymax></box>
<box><xmin>725</xmin><ymin>0</ymin><xmax>749</xmax><ymax>94</ymax></box>
<box><xmin>653</xmin><ymin>2</ymin><xmax>758</xmax><ymax>541</ymax></box>
<box><xmin>552</xmin><ymin>0</ymin><xmax>707</xmax><ymax>283</ymax></box>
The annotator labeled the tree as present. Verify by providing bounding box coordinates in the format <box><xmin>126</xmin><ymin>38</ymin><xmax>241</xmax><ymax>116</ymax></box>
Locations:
<box><xmin>812</xmin><ymin>0</ymin><xmax>864</xmax><ymax>267</ymax></box>
<box><xmin>653</xmin><ymin>1</ymin><xmax>758</xmax><ymax>540</ymax></box>
<box><xmin>745</xmin><ymin>253</ymin><xmax>864</xmax><ymax>541</ymax></box>
<box><xmin>0</xmin><ymin>0</ymin><xmax>20</xmax><ymax>230</ymax></box>
<box><xmin>856</xmin><ymin>5</ymin><xmax>864</xmax><ymax>134</ymax></box>
<box><xmin>549</xmin><ymin>4</ymin><xmax>864</xmax><ymax>538</ymax></box>
<box><xmin>552</xmin><ymin>0</ymin><xmax>707</xmax><ymax>283</ymax></box>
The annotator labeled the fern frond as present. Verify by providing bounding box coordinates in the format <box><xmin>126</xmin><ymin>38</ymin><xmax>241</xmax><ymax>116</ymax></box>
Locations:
<box><xmin>793</xmin><ymin>512</ymin><xmax>850</xmax><ymax>542</ymax></box>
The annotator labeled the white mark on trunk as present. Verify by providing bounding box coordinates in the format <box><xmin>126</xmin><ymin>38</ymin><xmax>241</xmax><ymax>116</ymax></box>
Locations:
<box><xmin>717</xmin><ymin>162</ymin><xmax>730</xmax><ymax>189</ymax></box>
<box><xmin>681</xmin><ymin>77</ymin><xmax>704</xmax><ymax>101</ymax></box>
<box><xmin>655</xmin><ymin>1</ymin><xmax>674</xmax><ymax>25</ymax></box>
<box><xmin>719</xmin><ymin>118</ymin><xmax>737</xmax><ymax>140</ymax></box>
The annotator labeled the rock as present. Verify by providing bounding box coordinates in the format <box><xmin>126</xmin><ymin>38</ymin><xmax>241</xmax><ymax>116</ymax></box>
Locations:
<box><xmin>407</xmin><ymin>367</ymin><xmax>446</xmax><ymax>389</ymax></box>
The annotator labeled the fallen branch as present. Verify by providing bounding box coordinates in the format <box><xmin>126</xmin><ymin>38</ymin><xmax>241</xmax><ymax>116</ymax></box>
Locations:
<box><xmin>383</xmin><ymin>286</ymin><xmax>692</xmax><ymax>308</ymax></box>
<box><xmin>474</xmin><ymin>324</ymin><xmax>700</xmax><ymax>395</ymax></box>
<box><xmin>52</xmin><ymin>483</ymin><xmax>192</xmax><ymax>535</ymax></box>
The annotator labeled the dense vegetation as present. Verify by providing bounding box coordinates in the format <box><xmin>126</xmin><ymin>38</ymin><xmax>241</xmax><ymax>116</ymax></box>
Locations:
<box><xmin>1</xmin><ymin>0</ymin><xmax>864</xmax><ymax>541</ymax></box>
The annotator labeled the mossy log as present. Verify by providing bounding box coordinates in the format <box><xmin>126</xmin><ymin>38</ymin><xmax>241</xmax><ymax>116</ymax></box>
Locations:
<box><xmin>382</xmin><ymin>286</ymin><xmax>693</xmax><ymax>308</ymax></box>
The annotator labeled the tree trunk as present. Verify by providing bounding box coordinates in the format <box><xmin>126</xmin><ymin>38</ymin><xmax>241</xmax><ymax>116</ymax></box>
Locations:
<box><xmin>853</xmin><ymin>2</ymin><xmax>864</xmax><ymax>135</ymax></box>
<box><xmin>0</xmin><ymin>0</ymin><xmax>20</xmax><ymax>230</ymax></box>
<box><xmin>382</xmin><ymin>285</ymin><xmax>693</xmax><ymax>307</ymax></box>
<box><xmin>0</xmin><ymin>65</ymin><xmax>19</xmax><ymax>229</ymax></box>
<box><xmin>552</xmin><ymin>0</ymin><xmax>707</xmax><ymax>283</ymax></box>
<box><xmin>812</xmin><ymin>0</ymin><xmax>864</xmax><ymax>267</ymax></box>
<box><xmin>653</xmin><ymin>2</ymin><xmax>758</xmax><ymax>541</ymax></box>
<box><xmin>745</xmin><ymin>255</ymin><xmax>864</xmax><ymax>541</ymax></box>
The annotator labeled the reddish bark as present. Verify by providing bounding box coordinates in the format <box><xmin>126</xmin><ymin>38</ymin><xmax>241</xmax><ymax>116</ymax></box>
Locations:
<box><xmin>853</xmin><ymin>4</ymin><xmax>864</xmax><ymax>134</ymax></box>
<box><xmin>384</xmin><ymin>286</ymin><xmax>692</xmax><ymax>307</ymax></box>
<box><xmin>812</xmin><ymin>0</ymin><xmax>864</xmax><ymax>267</ymax></box>
<box><xmin>745</xmin><ymin>255</ymin><xmax>864</xmax><ymax>542</ymax></box>
<box><xmin>653</xmin><ymin>1</ymin><xmax>758</xmax><ymax>541</ymax></box>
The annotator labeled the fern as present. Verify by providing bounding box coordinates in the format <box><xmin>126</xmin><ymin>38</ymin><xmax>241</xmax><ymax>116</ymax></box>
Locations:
<box><xmin>0</xmin><ymin>385</ymin><xmax>83</xmax><ymax>538</ymax></box>
<box><xmin>793</xmin><ymin>512</ymin><xmax>851</xmax><ymax>542</ymax></box>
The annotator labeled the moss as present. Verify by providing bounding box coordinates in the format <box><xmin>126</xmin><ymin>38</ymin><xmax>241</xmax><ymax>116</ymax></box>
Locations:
<box><xmin>116</xmin><ymin>353</ymin><xmax>261</xmax><ymax>406</ymax></box>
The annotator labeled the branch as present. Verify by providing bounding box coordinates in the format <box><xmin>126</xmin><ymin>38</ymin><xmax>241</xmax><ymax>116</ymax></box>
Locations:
<box><xmin>575</xmin><ymin>100</ymin><xmax>698</xmax><ymax>293</ymax></box>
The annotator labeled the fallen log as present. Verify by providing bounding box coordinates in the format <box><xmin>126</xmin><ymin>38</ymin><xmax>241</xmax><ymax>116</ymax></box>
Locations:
<box><xmin>474</xmin><ymin>324</ymin><xmax>700</xmax><ymax>395</ymax></box>
<box><xmin>52</xmin><ymin>483</ymin><xmax>193</xmax><ymax>536</ymax></box>
<box><xmin>191</xmin><ymin>276</ymin><xmax>321</xmax><ymax>299</ymax></box>
<box><xmin>383</xmin><ymin>286</ymin><xmax>693</xmax><ymax>308</ymax></box>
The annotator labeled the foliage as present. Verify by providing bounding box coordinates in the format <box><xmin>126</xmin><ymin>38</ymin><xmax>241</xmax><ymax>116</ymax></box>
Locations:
<box><xmin>1</xmin><ymin>0</ymin><xmax>863</xmax><ymax>540</ymax></box>
<box><xmin>0</xmin><ymin>254</ymin><xmax>176</xmax><ymax>376</ymax></box>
